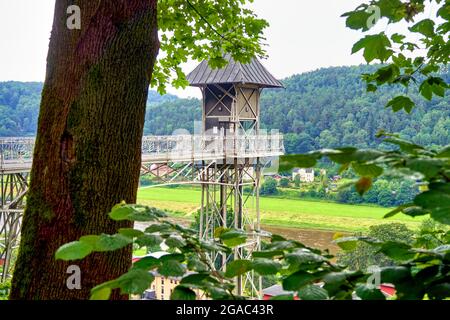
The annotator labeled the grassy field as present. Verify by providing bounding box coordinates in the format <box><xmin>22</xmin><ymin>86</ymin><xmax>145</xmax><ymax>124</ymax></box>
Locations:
<box><xmin>137</xmin><ymin>187</ymin><xmax>424</xmax><ymax>232</ymax></box>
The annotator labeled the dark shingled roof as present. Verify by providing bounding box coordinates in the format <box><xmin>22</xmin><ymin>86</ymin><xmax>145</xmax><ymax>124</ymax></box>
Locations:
<box><xmin>187</xmin><ymin>55</ymin><xmax>284</xmax><ymax>88</ymax></box>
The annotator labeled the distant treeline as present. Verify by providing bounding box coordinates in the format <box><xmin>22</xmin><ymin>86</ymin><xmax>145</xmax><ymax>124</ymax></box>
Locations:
<box><xmin>1</xmin><ymin>65</ymin><xmax>448</xmax><ymax>152</ymax></box>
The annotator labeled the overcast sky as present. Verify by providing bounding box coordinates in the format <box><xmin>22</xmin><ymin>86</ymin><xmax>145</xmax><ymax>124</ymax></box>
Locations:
<box><xmin>0</xmin><ymin>0</ymin><xmax>436</xmax><ymax>98</ymax></box>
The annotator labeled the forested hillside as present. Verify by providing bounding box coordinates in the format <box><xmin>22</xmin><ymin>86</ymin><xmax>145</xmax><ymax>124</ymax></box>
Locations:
<box><xmin>0</xmin><ymin>82</ymin><xmax>42</xmax><ymax>136</ymax></box>
<box><xmin>1</xmin><ymin>65</ymin><xmax>448</xmax><ymax>153</ymax></box>
<box><xmin>262</xmin><ymin>65</ymin><xmax>449</xmax><ymax>153</ymax></box>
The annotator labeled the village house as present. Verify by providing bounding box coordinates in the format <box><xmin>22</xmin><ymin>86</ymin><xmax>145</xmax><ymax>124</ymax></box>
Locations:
<box><xmin>133</xmin><ymin>252</ymin><xmax>205</xmax><ymax>300</ymax></box>
<box><xmin>292</xmin><ymin>168</ymin><xmax>315</xmax><ymax>183</ymax></box>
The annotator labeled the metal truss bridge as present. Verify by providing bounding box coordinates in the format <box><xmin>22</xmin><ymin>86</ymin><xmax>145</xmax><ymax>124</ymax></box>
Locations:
<box><xmin>0</xmin><ymin>134</ymin><xmax>284</xmax><ymax>285</ymax></box>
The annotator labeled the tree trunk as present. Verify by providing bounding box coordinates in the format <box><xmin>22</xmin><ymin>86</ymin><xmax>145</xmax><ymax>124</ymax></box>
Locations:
<box><xmin>10</xmin><ymin>0</ymin><xmax>159</xmax><ymax>300</ymax></box>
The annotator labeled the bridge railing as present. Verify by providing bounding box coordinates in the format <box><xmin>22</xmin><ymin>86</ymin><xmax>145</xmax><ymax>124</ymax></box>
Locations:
<box><xmin>141</xmin><ymin>133</ymin><xmax>284</xmax><ymax>162</ymax></box>
<box><xmin>0</xmin><ymin>134</ymin><xmax>284</xmax><ymax>167</ymax></box>
<box><xmin>0</xmin><ymin>137</ymin><xmax>35</xmax><ymax>169</ymax></box>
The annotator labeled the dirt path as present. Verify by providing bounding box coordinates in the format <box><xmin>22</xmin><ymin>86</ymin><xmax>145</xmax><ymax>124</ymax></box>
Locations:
<box><xmin>137</xmin><ymin>216</ymin><xmax>343</xmax><ymax>255</ymax></box>
<box><xmin>262</xmin><ymin>225</ymin><xmax>342</xmax><ymax>254</ymax></box>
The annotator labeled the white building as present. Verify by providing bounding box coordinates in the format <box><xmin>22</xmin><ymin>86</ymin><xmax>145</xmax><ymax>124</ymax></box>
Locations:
<box><xmin>292</xmin><ymin>168</ymin><xmax>315</xmax><ymax>183</ymax></box>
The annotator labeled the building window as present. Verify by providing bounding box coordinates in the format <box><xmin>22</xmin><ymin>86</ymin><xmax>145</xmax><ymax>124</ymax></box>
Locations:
<box><xmin>161</xmin><ymin>278</ymin><xmax>164</xmax><ymax>285</ymax></box>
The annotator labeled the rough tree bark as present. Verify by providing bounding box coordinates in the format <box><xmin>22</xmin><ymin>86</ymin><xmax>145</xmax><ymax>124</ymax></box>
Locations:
<box><xmin>10</xmin><ymin>0</ymin><xmax>159</xmax><ymax>299</ymax></box>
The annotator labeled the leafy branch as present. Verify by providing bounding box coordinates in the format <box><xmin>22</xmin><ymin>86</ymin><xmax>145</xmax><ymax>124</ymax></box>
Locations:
<box><xmin>343</xmin><ymin>0</ymin><xmax>449</xmax><ymax>113</ymax></box>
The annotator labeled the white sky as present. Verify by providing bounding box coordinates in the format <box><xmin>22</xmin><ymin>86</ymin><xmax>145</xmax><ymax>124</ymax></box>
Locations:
<box><xmin>0</xmin><ymin>0</ymin><xmax>437</xmax><ymax>98</ymax></box>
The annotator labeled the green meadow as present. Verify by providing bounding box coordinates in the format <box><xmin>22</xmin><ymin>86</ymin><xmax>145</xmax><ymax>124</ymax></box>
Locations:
<box><xmin>137</xmin><ymin>187</ymin><xmax>424</xmax><ymax>232</ymax></box>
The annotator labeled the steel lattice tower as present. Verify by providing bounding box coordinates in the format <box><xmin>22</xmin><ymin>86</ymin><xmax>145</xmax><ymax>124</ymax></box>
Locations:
<box><xmin>0</xmin><ymin>138</ymin><xmax>34</xmax><ymax>283</ymax></box>
<box><xmin>187</xmin><ymin>55</ymin><xmax>284</xmax><ymax>297</ymax></box>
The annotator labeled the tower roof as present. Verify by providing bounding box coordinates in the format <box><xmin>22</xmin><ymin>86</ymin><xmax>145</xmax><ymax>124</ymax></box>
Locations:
<box><xmin>187</xmin><ymin>54</ymin><xmax>284</xmax><ymax>88</ymax></box>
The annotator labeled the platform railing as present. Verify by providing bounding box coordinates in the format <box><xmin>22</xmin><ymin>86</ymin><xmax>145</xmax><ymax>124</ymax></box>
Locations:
<box><xmin>141</xmin><ymin>133</ymin><xmax>284</xmax><ymax>162</ymax></box>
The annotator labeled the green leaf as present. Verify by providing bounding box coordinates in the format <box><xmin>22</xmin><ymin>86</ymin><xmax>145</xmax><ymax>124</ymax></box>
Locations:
<box><xmin>118</xmin><ymin>228</ymin><xmax>144</xmax><ymax>238</ymax></box>
<box><xmin>90</xmin><ymin>287</ymin><xmax>112</xmax><ymax>300</ymax></box>
<box><xmin>252</xmin><ymin>250</ymin><xmax>284</xmax><ymax>258</ymax></box>
<box><xmin>334</xmin><ymin>237</ymin><xmax>358</xmax><ymax>251</ymax></box>
<box><xmin>355</xmin><ymin>285</ymin><xmax>386</xmax><ymax>300</ymax></box>
<box><xmin>403</xmin><ymin>206</ymin><xmax>430</xmax><ymax>218</ymax></box>
<box><xmin>180</xmin><ymin>273</ymin><xmax>215</xmax><ymax>286</ymax></box>
<box><xmin>436</xmin><ymin>145</ymin><xmax>450</xmax><ymax>158</ymax></box>
<box><xmin>384</xmin><ymin>204</ymin><xmax>411</xmax><ymax>218</ymax></box>
<box><xmin>251</xmin><ymin>259</ymin><xmax>282</xmax><ymax>275</ymax></box>
<box><xmin>171</xmin><ymin>286</ymin><xmax>197</xmax><ymax>300</ymax></box>
<box><xmin>220</xmin><ymin>230</ymin><xmax>247</xmax><ymax>247</ymax></box>
<box><xmin>283</xmin><ymin>271</ymin><xmax>320</xmax><ymax>291</ymax></box>
<box><xmin>90</xmin><ymin>281</ymin><xmax>115</xmax><ymax>300</ymax></box>
<box><xmin>265</xmin><ymin>240</ymin><xmax>299</xmax><ymax>251</ymax></box>
<box><xmin>279</xmin><ymin>154</ymin><xmax>318</xmax><ymax>171</ymax></box>
<box><xmin>135</xmin><ymin>234</ymin><xmax>163</xmax><ymax>248</ymax></box>
<box><xmin>159</xmin><ymin>253</ymin><xmax>185</xmax><ymax>262</ymax></box>
<box><xmin>380</xmin><ymin>266</ymin><xmax>410</xmax><ymax>283</ymax></box>
<box><xmin>115</xmin><ymin>269</ymin><xmax>155</xmax><ymax>295</ymax></box>
<box><xmin>386</xmin><ymin>96</ymin><xmax>415</xmax><ymax>113</ymax></box>
<box><xmin>327</xmin><ymin>148</ymin><xmax>357</xmax><ymax>164</ymax></box>
<box><xmin>109</xmin><ymin>203</ymin><xmax>135</xmax><ymax>221</ymax></box>
<box><xmin>128</xmin><ymin>207</ymin><xmax>167</xmax><ymax>221</ymax></box>
<box><xmin>78</xmin><ymin>235</ymin><xmax>101</xmax><ymax>247</ymax></box>
<box><xmin>391</xmin><ymin>33</ymin><xmax>405</xmax><ymax>44</ymax></box>
<box><xmin>298</xmin><ymin>284</ymin><xmax>329</xmax><ymax>300</ymax></box>
<box><xmin>377</xmin><ymin>0</ymin><xmax>404</xmax><ymax>21</ymax></box>
<box><xmin>200</xmin><ymin>240</ymin><xmax>230</xmax><ymax>253</ymax></box>
<box><xmin>322</xmin><ymin>271</ymin><xmax>348</xmax><ymax>285</ymax></box>
<box><xmin>165</xmin><ymin>235</ymin><xmax>187</xmax><ymax>248</ymax></box>
<box><xmin>214</xmin><ymin>227</ymin><xmax>229</xmax><ymax>238</ymax></box>
<box><xmin>133</xmin><ymin>256</ymin><xmax>160</xmax><ymax>270</ymax></box>
<box><xmin>145</xmin><ymin>224</ymin><xmax>172</xmax><ymax>233</ymax></box>
<box><xmin>375</xmin><ymin>64</ymin><xmax>400</xmax><ymax>83</ymax></box>
<box><xmin>285</xmin><ymin>249</ymin><xmax>326</xmax><ymax>265</ymax></box>
<box><xmin>187</xmin><ymin>257</ymin><xmax>209</xmax><ymax>272</ymax></box>
<box><xmin>419</xmin><ymin>80</ymin><xmax>433</xmax><ymax>100</ymax></box>
<box><xmin>406</xmin><ymin>158</ymin><xmax>445</xmax><ymax>178</ymax></box>
<box><xmin>158</xmin><ymin>260</ymin><xmax>186</xmax><ymax>277</ymax></box>
<box><xmin>414</xmin><ymin>189</ymin><xmax>450</xmax><ymax>224</ymax></box>
<box><xmin>94</xmin><ymin>234</ymin><xmax>133</xmax><ymax>252</ymax></box>
<box><xmin>343</xmin><ymin>9</ymin><xmax>372</xmax><ymax>31</ymax></box>
<box><xmin>409</xmin><ymin>19</ymin><xmax>435</xmax><ymax>37</ymax></box>
<box><xmin>352</xmin><ymin>163</ymin><xmax>383</xmax><ymax>177</ymax></box>
<box><xmin>334</xmin><ymin>236</ymin><xmax>381</xmax><ymax>250</ymax></box>
<box><xmin>225</xmin><ymin>260</ymin><xmax>253</xmax><ymax>277</ymax></box>
<box><xmin>383</xmin><ymin>137</ymin><xmax>424</xmax><ymax>153</ymax></box>
<box><xmin>55</xmin><ymin>241</ymin><xmax>93</xmax><ymax>261</ymax></box>
<box><xmin>429</xmin><ymin>207</ymin><xmax>450</xmax><ymax>225</ymax></box>
<box><xmin>90</xmin><ymin>270</ymin><xmax>155</xmax><ymax>298</ymax></box>
<box><xmin>109</xmin><ymin>204</ymin><xmax>166</xmax><ymax>222</ymax></box>
<box><xmin>378</xmin><ymin>241</ymin><xmax>415</xmax><ymax>261</ymax></box>
<box><xmin>352</xmin><ymin>33</ymin><xmax>393</xmax><ymax>63</ymax></box>
<box><xmin>272</xmin><ymin>234</ymin><xmax>288</xmax><ymax>242</ymax></box>
<box><xmin>366</xmin><ymin>83</ymin><xmax>377</xmax><ymax>92</ymax></box>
